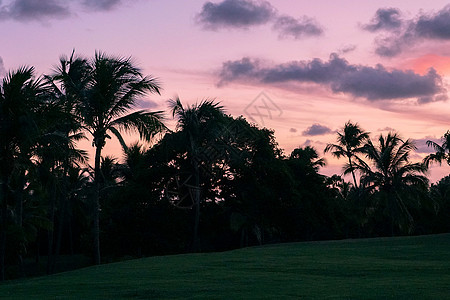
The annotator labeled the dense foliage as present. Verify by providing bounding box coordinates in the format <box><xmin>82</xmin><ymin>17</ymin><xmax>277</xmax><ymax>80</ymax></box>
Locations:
<box><xmin>0</xmin><ymin>53</ymin><xmax>449</xmax><ymax>280</ymax></box>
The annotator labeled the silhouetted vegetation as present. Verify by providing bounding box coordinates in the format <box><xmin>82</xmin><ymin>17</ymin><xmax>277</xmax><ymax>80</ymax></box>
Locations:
<box><xmin>0</xmin><ymin>52</ymin><xmax>449</xmax><ymax>280</ymax></box>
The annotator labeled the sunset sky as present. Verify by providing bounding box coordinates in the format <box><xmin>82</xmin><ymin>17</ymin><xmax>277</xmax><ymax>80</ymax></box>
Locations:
<box><xmin>2</xmin><ymin>0</ymin><xmax>450</xmax><ymax>181</ymax></box>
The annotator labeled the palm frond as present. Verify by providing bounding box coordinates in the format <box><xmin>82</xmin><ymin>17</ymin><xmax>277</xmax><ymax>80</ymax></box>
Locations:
<box><xmin>110</xmin><ymin>110</ymin><xmax>166</xmax><ymax>142</ymax></box>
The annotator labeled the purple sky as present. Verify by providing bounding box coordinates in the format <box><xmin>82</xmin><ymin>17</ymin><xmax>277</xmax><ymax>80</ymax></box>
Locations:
<box><xmin>2</xmin><ymin>0</ymin><xmax>450</xmax><ymax>181</ymax></box>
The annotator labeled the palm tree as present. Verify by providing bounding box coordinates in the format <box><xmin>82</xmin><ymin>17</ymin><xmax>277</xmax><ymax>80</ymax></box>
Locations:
<box><xmin>290</xmin><ymin>146</ymin><xmax>326</xmax><ymax>172</ymax></box>
<box><xmin>168</xmin><ymin>97</ymin><xmax>226</xmax><ymax>251</ymax></box>
<box><xmin>0</xmin><ymin>66</ymin><xmax>50</xmax><ymax>280</ymax></box>
<box><xmin>353</xmin><ymin>132</ymin><xmax>428</xmax><ymax>235</ymax></box>
<box><xmin>325</xmin><ymin>121</ymin><xmax>369</xmax><ymax>188</ymax></box>
<box><xmin>54</xmin><ymin>52</ymin><xmax>166</xmax><ymax>264</ymax></box>
<box><xmin>424</xmin><ymin>131</ymin><xmax>450</xmax><ymax>167</ymax></box>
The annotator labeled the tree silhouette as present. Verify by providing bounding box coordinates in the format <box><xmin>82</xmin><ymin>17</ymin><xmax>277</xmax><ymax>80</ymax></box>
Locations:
<box><xmin>168</xmin><ymin>98</ymin><xmax>226</xmax><ymax>251</ymax></box>
<box><xmin>354</xmin><ymin>132</ymin><xmax>428</xmax><ymax>235</ymax></box>
<box><xmin>0</xmin><ymin>67</ymin><xmax>50</xmax><ymax>280</ymax></box>
<box><xmin>54</xmin><ymin>52</ymin><xmax>166</xmax><ymax>264</ymax></box>
<box><xmin>424</xmin><ymin>131</ymin><xmax>450</xmax><ymax>167</ymax></box>
<box><xmin>325</xmin><ymin>121</ymin><xmax>369</xmax><ymax>188</ymax></box>
<box><xmin>290</xmin><ymin>146</ymin><xmax>326</xmax><ymax>172</ymax></box>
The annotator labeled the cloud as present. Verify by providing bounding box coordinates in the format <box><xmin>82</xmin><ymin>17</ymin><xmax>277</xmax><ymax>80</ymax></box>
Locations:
<box><xmin>218</xmin><ymin>57</ymin><xmax>261</xmax><ymax>86</ymax></box>
<box><xmin>81</xmin><ymin>0</ymin><xmax>122</xmax><ymax>11</ymax></box>
<box><xmin>377</xmin><ymin>126</ymin><xmax>395</xmax><ymax>132</ymax></box>
<box><xmin>196</xmin><ymin>0</ymin><xmax>325</xmax><ymax>40</ymax></box>
<box><xmin>374</xmin><ymin>29</ymin><xmax>415</xmax><ymax>57</ymax></box>
<box><xmin>218</xmin><ymin>54</ymin><xmax>447</xmax><ymax>103</ymax></box>
<box><xmin>272</xmin><ymin>15</ymin><xmax>323</xmax><ymax>39</ymax></box>
<box><xmin>363</xmin><ymin>7</ymin><xmax>402</xmax><ymax>32</ymax></box>
<box><xmin>289</xmin><ymin>128</ymin><xmax>297</xmax><ymax>133</ymax></box>
<box><xmin>302</xmin><ymin>139</ymin><xmax>313</xmax><ymax>147</ymax></box>
<box><xmin>413</xmin><ymin>137</ymin><xmax>439</xmax><ymax>154</ymax></box>
<box><xmin>369</xmin><ymin>5</ymin><xmax>450</xmax><ymax>57</ymax></box>
<box><xmin>0</xmin><ymin>0</ymin><xmax>133</xmax><ymax>22</ymax></box>
<box><xmin>196</xmin><ymin>0</ymin><xmax>276</xmax><ymax>30</ymax></box>
<box><xmin>338</xmin><ymin>44</ymin><xmax>357</xmax><ymax>54</ymax></box>
<box><xmin>136</xmin><ymin>99</ymin><xmax>158</xmax><ymax>109</ymax></box>
<box><xmin>302</xmin><ymin>124</ymin><xmax>332</xmax><ymax>136</ymax></box>
<box><xmin>415</xmin><ymin>6</ymin><xmax>450</xmax><ymax>39</ymax></box>
<box><xmin>0</xmin><ymin>0</ymin><xmax>70</xmax><ymax>21</ymax></box>
<box><xmin>301</xmin><ymin>139</ymin><xmax>325</xmax><ymax>147</ymax></box>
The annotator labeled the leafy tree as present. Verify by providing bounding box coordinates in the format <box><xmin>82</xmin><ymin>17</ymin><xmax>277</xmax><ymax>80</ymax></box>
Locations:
<box><xmin>325</xmin><ymin>121</ymin><xmax>369</xmax><ymax>188</ymax></box>
<box><xmin>53</xmin><ymin>52</ymin><xmax>166</xmax><ymax>264</ymax></box>
<box><xmin>427</xmin><ymin>176</ymin><xmax>450</xmax><ymax>233</ymax></box>
<box><xmin>222</xmin><ymin>121</ymin><xmax>289</xmax><ymax>246</ymax></box>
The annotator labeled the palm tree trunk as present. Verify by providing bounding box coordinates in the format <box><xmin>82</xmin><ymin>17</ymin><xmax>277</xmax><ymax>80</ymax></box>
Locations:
<box><xmin>47</xmin><ymin>178</ymin><xmax>56</xmax><ymax>275</ymax></box>
<box><xmin>68</xmin><ymin>214</ymin><xmax>74</xmax><ymax>256</ymax></box>
<box><xmin>16</xmin><ymin>170</ymin><xmax>25</xmax><ymax>278</ymax></box>
<box><xmin>348</xmin><ymin>157</ymin><xmax>358</xmax><ymax>188</ymax></box>
<box><xmin>0</xmin><ymin>171</ymin><xmax>8</xmax><ymax>281</ymax></box>
<box><xmin>52</xmin><ymin>194</ymin><xmax>67</xmax><ymax>273</ymax></box>
<box><xmin>36</xmin><ymin>231</ymin><xmax>40</xmax><ymax>263</ymax></box>
<box><xmin>52</xmin><ymin>162</ymin><xmax>70</xmax><ymax>273</ymax></box>
<box><xmin>192</xmin><ymin>163</ymin><xmax>200</xmax><ymax>252</ymax></box>
<box><xmin>93</xmin><ymin>145</ymin><xmax>102</xmax><ymax>265</ymax></box>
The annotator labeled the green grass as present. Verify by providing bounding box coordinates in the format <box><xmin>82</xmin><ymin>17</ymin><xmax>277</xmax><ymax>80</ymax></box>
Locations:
<box><xmin>1</xmin><ymin>234</ymin><xmax>450</xmax><ymax>299</ymax></box>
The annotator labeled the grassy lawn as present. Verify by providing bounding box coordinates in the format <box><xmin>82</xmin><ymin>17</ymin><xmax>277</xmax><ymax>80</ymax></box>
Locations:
<box><xmin>1</xmin><ymin>234</ymin><xmax>449</xmax><ymax>299</ymax></box>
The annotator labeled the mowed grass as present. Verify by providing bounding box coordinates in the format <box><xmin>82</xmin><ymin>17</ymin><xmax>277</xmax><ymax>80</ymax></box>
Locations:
<box><xmin>1</xmin><ymin>234</ymin><xmax>450</xmax><ymax>299</ymax></box>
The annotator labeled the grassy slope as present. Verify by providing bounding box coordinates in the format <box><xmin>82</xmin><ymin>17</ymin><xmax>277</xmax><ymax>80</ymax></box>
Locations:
<box><xmin>1</xmin><ymin>234</ymin><xmax>449</xmax><ymax>299</ymax></box>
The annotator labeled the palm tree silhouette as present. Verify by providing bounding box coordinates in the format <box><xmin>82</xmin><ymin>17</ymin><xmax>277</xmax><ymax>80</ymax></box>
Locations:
<box><xmin>290</xmin><ymin>146</ymin><xmax>326</xmax><ymax>172</ymax></box>
<box><xmin>54</xmin><ymin>52</ymin><xmax>166</xmax><ymax>264</ymax></box>
<box><xmin>325</xmin><ymin>121</ymin><xmax>369</xmax><ymax>188</ymax></box>
<box><xmin>168</xmin><ymin>97</ymin><xmax>225</xmax><ymax>251</ymax></box>
<box><xmin>354</xmin><ymin>132</ymin><xmax>428</xmax><ymax>235</ymax></box>
<box><xmin>424</xmin><ymin>131</ymin><xmax>450</xmax><ymax>167</ymax></box>
<box><xmin>0</xmin><ymin>66</ymin><xmax>49</xmax><ymax>280</ymax></box>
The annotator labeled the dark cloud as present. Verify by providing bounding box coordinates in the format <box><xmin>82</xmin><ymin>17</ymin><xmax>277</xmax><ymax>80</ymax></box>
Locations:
<box><xmin>338</xmin><ymin>44</ymin><xmax>357</xmax><ymax>54</ymax></box>
<box><xmin>370</xmin><ymin>5</ymin><xmax>450</xmax><ymax>57</ymax></box>
<box><xmin>414</xmin><ymin>5</ymin><xmax>450</xmax><ymax>39</ymax></box>
<box><xmin>363</xmin><ymin>8</ymin><xmax>402</xmax><ymax>32</ymax></box>
<box><xmin>273</xmin><ymin>15</ymin><xmax>323</xmax><ymax>39</ymax></box>
<box><xmin>218</xmin><ymin>54</ymin><xmax>447</xmax><ymax>103</ymax></box>
<box><xmin>0</xmin><ymin>0</ymin><xmax>133</xmax><ymax>22</ymax></box>
<box><xmin>196</xmin><ymin>0</ymin><xmax>276</xmax><ymax>30</ymax></box>
<box><xmin>218</xmin><ymin>57</ymin><xmax>261</xmax><ymax>86</ymax></box>
<box><xmin>302</xmin><ymin>124</ymin><xmax>332</xmax><ymax>136</ymax></box>
<box><xmin>82</xmin><ymin>0</ymin><xmax>122</xmax><ymax>11</ymax></box>
<box><xmin>301</xmin><ymin>139</ymin><xmax>325</xmax><ymax>147</ymax></box>
<box><xmin>302</xmin><ymin>139</ymin><xmax>313</xmax><ymax>147</ymax></box>
<box><xmin>0</xmin><ymin>0</ymin><xmax>70</xmax><ymax>21</ymax></box>
<box><xmin>413</xmin><ymin>137</ymin><xmax>439</xmax><ymax>154</ymax></box>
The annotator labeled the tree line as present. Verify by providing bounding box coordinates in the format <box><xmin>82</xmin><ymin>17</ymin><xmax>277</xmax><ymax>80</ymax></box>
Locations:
<box><xmin>1</xmin><ymin>52</ymin><xmax>449</xmax><ymax>280</ymax></box>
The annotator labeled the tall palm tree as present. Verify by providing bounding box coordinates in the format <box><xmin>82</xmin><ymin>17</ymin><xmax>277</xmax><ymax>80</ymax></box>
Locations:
<box><xmin>54</xmin><ymin>52</ymin><xmax>166</xmax><ymax>264</ymax></box>
<box><xmin>325</xmin><ymin>121</ymin><xmax>369</xmax><ymax>188</ymax></box>
<box><xmin>0</xmin><ymin>66</ymin><xmax>50</xmax><ymax>280</ymax></box>
<box><xmin>424</xmin><ymin>131</ymin><xmax>450</xmax><ymax>167</ymax></box>
<box><xmin>353</xmin><ymin>132</ymin><xmax>428</xmax><ymax>235</ymax></box>
<box><xmin>168</xmin><ymin>97</ymin><xmax>226</xmax><ymax>251</ymax></box>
